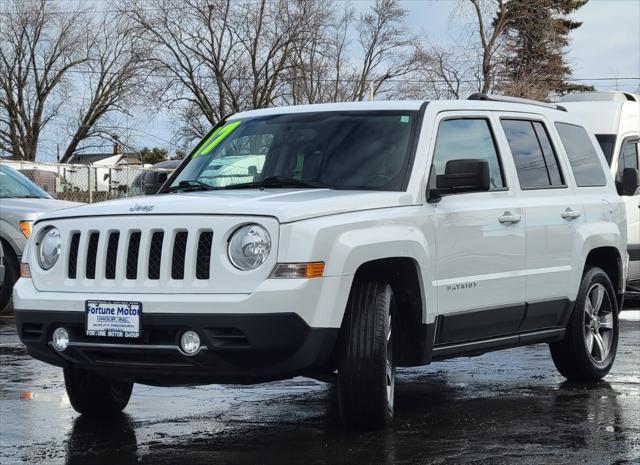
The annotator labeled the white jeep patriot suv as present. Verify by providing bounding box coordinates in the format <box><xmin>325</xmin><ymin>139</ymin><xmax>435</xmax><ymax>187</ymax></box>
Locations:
<box><xmin>14</xmin><ymin>95</ymin><xmax>633</xmax><ymax>428</ymax></box>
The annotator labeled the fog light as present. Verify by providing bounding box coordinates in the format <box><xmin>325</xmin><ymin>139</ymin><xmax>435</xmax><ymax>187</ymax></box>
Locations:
<box><xmin>52</xmin><ymin>327</ymin><xmax>69</xmax><ymax>351</ymax></box>
<box><xmin>180</xmin><ymin>330</ymin><xmax>201</xmax><ymax>355</ymax></box>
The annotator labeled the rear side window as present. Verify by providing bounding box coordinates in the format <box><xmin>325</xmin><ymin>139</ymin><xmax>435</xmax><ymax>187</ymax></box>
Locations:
<box><xmin>555</xmin><ymin>123</ymin><xmax>607</xmax><ymax>187</ymax></box>
<box><xmin>431</xmin><ymin>118</ymin><xmax>505</xmax><ymax>190</ymax></box>
<box><xmin>501</xmin><ymin>119</ymin><xmax>564</xmax><ymax>189</ymax></box>
<box><xmin>595</xmin><ymin>134</ymin><xmax>617</xmax><ymax>165</ymax></box>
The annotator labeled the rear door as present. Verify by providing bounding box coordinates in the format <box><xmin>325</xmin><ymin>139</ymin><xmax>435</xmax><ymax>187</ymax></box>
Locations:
<box><xmin>498</xmin><ymin>115</ymin><xmax>580</xmax><ymax>330</ymax></box>
<box><xmin>428</xmin><ymin>113</ymin><xmax>527</xmax><ymax>345</ymax></box>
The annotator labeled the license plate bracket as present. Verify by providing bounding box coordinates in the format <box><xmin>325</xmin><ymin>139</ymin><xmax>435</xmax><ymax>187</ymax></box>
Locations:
<box><xmin>85</xmin><ymin>300</ymin><xmax>142</xmax><ymax>338</ymax></box>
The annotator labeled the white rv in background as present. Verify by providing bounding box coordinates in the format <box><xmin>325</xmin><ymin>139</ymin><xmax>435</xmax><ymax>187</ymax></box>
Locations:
<box><xmin>560</xmin><ymin>92</ymin><xmax>640</xmax><ymax>302</ymax></box>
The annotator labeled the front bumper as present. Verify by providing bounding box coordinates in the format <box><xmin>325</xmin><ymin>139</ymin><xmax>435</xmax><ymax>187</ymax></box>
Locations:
<box><xmin>14</xmin><ymin>309</ymin><xmax>339</xmax><ymax>385</ymax></box>
<box><xmin>13</xmin><ymin>277</ymin><xmax>351</xmax><ymax>385</ymax></box>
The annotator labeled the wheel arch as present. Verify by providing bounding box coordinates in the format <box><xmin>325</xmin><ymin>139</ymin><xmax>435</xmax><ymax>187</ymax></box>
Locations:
<box><xmin>583</xmin><ymin>246</ymin><xmax>624</xmax><ymax>310</ymax></box>
<box><xmin>348</xmin><ymin>256</ymin><xmax>430</xmax><ymax>366</ymax></box>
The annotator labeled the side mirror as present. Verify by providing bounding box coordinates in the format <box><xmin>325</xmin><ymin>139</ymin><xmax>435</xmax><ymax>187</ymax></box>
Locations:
<box><xmin>431</xmin><ymin>158</ymin><xmax>490</xmax><ymax>197</ymax></box>
<box><xmin>621</xmin><ymin>167</ymin><xmax>639</xmax><ymax>196</ymax></box>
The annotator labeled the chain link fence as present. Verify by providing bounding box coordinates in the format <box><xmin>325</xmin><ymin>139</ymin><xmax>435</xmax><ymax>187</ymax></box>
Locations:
<box><xmin>1</xmin><ymin>159</ymin><xmax>177</xmax><ymax>203</ymax></box>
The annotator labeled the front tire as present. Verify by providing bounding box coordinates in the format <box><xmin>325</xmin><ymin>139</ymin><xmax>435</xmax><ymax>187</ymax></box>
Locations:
<box><xmin>64</xmin><ymin>368</ymin><xmax>133</xmax><ymax>416</ymax></box>
<box><xmin>550</xmin><ymin>267</ymin><xmax>619</xmax><ymax>381</ymax></box>
<box><xmin>337</xmin><ymin>280</ymin><xmax>396</xmax><ymax>428</ymax></box>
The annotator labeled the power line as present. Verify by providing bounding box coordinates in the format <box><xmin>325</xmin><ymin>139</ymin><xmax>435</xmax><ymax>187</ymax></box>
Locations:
<box><xmin>5</xmin><ymin>65</ymin><xmax>640</xmax><ymax>83</ymax></box>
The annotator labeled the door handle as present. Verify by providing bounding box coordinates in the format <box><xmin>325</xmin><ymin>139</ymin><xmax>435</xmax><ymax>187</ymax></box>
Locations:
<box><xmin>498</xmin><ymin>212</ymin><xmax>521</xmax><ymax>225</ymax></box>
<box><xmin>561</xmin><ymin>208</ymin><xmax>581</xmax><ymax>220</ymax></box>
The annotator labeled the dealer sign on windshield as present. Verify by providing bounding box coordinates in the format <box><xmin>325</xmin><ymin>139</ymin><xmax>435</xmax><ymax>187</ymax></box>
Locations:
<box><xmin>86</xmin><ymin>301</ymin><xmax>141</xmax><ymax>338</ymax></box>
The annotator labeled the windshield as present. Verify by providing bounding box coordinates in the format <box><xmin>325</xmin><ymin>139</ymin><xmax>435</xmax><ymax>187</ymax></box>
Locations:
<box><xmin>168</xmin><ymin>111</ymin><xmax>419</xmax><ymax>191</ymax></box>
<box><xmin>595</xmin><ymin>134</ymin><xmax>617</xmax><ymax>166</ymax></box>
<box><xmin>0</xmin><ymin>165</ymin><xmax>51</xmax><ymax>199</ymax></box>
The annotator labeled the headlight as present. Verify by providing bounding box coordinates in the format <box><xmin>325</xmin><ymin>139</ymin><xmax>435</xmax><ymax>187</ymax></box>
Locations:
<box><xmin>228</xmin><ymin>224</ymin><xmax>271</xmax><ymax>270</ymax></box>
<box><xmin>37</xmin><ymin>227</ymin><xmax>61</xmax><ymax>270</ymax></box>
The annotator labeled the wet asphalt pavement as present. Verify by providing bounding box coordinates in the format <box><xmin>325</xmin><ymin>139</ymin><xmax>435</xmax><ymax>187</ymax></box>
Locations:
<box><xmin>1</xmin><ymin>314</ymin><xmax>639</xmax><ymax>465</ymax></box>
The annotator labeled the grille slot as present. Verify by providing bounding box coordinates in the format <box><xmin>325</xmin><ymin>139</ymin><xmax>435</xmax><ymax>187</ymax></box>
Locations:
<box><xmin>171</xmin><ymin>231</ymin><xmax>188</xmax><ymax>280</ymax></box>
<box><xmin>21</xmin><ymin>323</ymin><xmax>44</xmax><ymax>341</ymax></box>
<box><xmin>126</xmin><ymin>232</ymin><xmax>141</xmax><ymax>279</ymax></box>
<box><xmin>204</xmin><ymin>328</ymin><xmax>250</xmax><ymax>348</ymax></box>
<box><xmin>196</xmin><ymin>231</ymin><xmax>213</xmax><ymax>279</ymax></box>
<box><xmin>148</xmin><ymin>231</ymin><xmax>164</xmax><ymax>280</ymax></box>
<box><xmin>105</xmin><ymin>232</ymin><xmax>120</xmax><ymax>279</ymax></box>
<box><xmin>85</xmin><ymin>232</ymin><xmax>100</xmax><ymax>279</ymax></box>
<box><xmin>68</xmin><ymin>233</ymin><xmax>80</xmax><ymax>279</ymax></box>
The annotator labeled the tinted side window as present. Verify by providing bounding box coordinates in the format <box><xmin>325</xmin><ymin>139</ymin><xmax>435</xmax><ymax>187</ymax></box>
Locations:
<box><xmin>616</xmin><ymin>139</ymin><xmax>640</xmax><ymax>190</ymax></box>
<box><xmin>533</xmin><ymin>122</ymin><xmax>563</xmax><ymax>185</ymax></box>
<box><xmin>431</xmin><ymin>119</ymin><xmax>505</xmax><ymax>190</ymax></box>
<box><xmin>501</xmin><ymin>119</ymin><xmax>563</xmax><ymax>189</ymax></box>
<box><xmin>555</xmin><ymin>123</ymin><xmax>607</xmax><ymax>187</ymax></box>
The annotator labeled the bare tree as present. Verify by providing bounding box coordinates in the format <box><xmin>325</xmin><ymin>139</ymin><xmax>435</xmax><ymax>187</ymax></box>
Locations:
<box><xmin>0</xmin><ymin>0</ymin><xmax>90</xmax><ymax>160</ymax></box>
<box><xmin>118</xmin><ymin>0</ymin><xmax>241</xmax><ymax>144</ymax></box>
<box><xmin>286</xmin><ymin>2</ymin><xmax>355</xmax><ymax>105</ymax></box>
<box><xmin>120</xmin><ymin>0</ymin><xmax>313</xmax><ymax>145</ymax></box>
<box><xmin>60</xmin><ymin>15</ymin><xmax>148</xmax><ymax>162</ymax></box>
<box><xmin>350</xmin><ymin>0</ymin><xmax>421</xmax><ymax>101</ymax></box>
<box><xmin>234</xmin><ymin>0</ymin><xmax>309</xmax><ymax>109</ymax></box>
<box><xmin>287</xmin><ymin>0</ymin><xmax>421</xmax><ymax>103</ymax></box>
<box><xmin>465</xmin><ymin>0</ymin><xmax>509</xmax><ymax>94</ymax></box>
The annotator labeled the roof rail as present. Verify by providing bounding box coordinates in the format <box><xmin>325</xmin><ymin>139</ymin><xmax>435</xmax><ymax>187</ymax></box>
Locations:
<box><xmin>468</xmin><ymin>93</ymin><xmax>567</xmax><ymax>112</ymax></box>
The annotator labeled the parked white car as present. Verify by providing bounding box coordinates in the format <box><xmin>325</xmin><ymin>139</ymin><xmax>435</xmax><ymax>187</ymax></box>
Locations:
<box><xmin>14</xmin><ymin>95</ymin><xmax>632</xmax><ymax>428</ymax></box>
<box><xmin>559</xmin><ymin>92</ymin><xmax>639</xmax><ymax>303</ymax></box>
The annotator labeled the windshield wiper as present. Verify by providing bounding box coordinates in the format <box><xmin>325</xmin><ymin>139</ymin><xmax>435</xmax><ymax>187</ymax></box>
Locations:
<box><xmin>223</xmin><ymin>176</ymin><xmax>330</xmax><ymax>190</ymax></box>
<box><xmin>165</xmin><ymin>180</ymin><xmax>217</xmax><ymax>192</ymax></box>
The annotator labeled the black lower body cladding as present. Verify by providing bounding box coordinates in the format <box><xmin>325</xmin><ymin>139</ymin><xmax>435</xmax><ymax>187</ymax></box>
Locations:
<box><xmin>14</xmin><ymin>310</ymin><xmax>339</xmax><ymax>385</ymax></box>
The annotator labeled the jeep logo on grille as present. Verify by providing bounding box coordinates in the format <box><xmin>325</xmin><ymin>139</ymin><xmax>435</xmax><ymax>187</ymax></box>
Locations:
<box><xmin>129</xmin><ymin>204</ymin><xmax>154</xmax><ymax>213</ymax></box>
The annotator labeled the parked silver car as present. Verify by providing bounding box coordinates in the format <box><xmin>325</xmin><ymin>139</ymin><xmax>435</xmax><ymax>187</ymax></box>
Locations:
<box><xmin>0</xmin><ymin>164</ymin><xmax>80</xmax><ymax>312</ymax></box>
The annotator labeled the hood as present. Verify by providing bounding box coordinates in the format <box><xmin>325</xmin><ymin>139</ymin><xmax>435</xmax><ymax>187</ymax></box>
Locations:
<box><xmin>0</xmin><ymin>198</ymin><xmax>82</xmax><ymax>219</ymax></box>
<box><xmin>35</xmin><ymin>189</ymin><xmax>416</xmax><ymax>223</ymax></box>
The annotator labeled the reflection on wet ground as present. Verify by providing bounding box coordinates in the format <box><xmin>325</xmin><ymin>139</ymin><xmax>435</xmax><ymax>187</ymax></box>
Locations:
<box><xmin>1</xmin><ymin>317</ymin><xmax>638</xmax><ymax>465</ymax></box>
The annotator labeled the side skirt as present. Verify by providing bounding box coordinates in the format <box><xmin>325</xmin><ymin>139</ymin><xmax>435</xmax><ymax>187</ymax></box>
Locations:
<box><xmin>431</xmin><ymin>327</ymin><xmax>565</xmax><ymax>360</ymax></box>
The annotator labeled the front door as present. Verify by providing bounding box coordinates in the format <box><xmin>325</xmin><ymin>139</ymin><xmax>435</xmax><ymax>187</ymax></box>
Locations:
<box><xmin>429</xmin><ymin>113</ymin><xmax>527</xmax><ymax>345</ymax></box>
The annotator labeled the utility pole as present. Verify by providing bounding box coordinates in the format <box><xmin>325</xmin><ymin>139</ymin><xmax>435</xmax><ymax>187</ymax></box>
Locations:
<box><xmin>369</xmin><ymin>82</ymin><xmax>374</xmax><ymax>101</ymax></box>
<box><xmin>56</xmin><ymin>144</ymin><xmax>60</xmax><ymax>163</ymax></box>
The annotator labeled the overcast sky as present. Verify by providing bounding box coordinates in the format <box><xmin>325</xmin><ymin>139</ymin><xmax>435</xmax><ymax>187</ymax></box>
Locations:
<box><xmin>38</xmin><ymin>0</ymin><xmax>640</xmax><ymax>161</ymax></box>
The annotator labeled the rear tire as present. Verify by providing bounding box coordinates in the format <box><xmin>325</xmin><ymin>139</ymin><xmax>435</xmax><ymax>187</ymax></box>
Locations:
<box><xmin>550</xmin><ymin>267</ymin><xmax>619</xmax><ymax>381</ymax></box>
<box><xmin>337</xmin><ymin>280</ymin><xmax>396</xmax><ymax>429</ymax></box>
<box><xmin>0</xmin><ymin>242</ymin><xmax>18</xmax><ymax>314</ymax></box>
<box><xmin>64</xmin><ymin>368</ymin><xmax>133</xmax><ymax>416</ymax></box>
